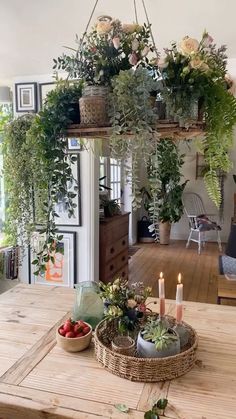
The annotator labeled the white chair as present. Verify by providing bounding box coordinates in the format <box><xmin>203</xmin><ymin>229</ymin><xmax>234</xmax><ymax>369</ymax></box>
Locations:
<box><xmin>182</xmin><ymin>192</ymin><xmax>222</xmax><ymax>254</ymax></box>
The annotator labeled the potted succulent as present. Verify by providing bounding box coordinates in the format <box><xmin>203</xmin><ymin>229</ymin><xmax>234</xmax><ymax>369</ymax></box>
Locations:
<box><xmin>137</xmin><ymin>317</ymin><xmax>180</xmax><ymax>358</ymax></box>
<box><xmin>148</xmin><ymin>139</ymin><xmax>188</xmax><ymax>244</ymax></box>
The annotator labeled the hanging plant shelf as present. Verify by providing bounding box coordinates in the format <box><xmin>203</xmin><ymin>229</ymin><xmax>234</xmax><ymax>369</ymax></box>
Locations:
<box><xmin>66</xmin><ymin>121</ymin><xmax>205</xmax><ymax>140</ymax></box>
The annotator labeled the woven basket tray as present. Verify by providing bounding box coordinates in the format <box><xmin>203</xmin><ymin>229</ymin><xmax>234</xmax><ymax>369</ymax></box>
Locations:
<box><xmin>94</xmin><ymin>315</ymin><xmax>198</xmax><ymax>382</ymax></box>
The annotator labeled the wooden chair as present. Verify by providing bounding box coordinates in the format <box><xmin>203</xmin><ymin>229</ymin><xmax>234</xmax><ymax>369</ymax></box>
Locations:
<box><xmin>182</xmin><ymin>192</ymin><xmax>222</xmax><ymax>254</ymax></box>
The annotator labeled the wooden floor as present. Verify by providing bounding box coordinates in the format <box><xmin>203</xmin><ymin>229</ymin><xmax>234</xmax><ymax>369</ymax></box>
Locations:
<box><xmin>129</xmin><ymin>240</ymin><xmax>223</xmax><ymax>305</ymax></box>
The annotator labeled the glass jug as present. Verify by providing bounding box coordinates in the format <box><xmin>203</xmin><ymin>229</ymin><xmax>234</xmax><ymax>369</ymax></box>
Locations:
<box><xmin>73</xmin><ymin>281</ymin><xmax>104</xmax><ymax>329</ymax></box>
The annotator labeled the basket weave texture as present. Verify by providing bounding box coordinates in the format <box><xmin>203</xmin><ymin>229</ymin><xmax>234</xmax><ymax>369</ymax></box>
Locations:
<box><xmin>79</xmin><ymin>96</ymin><xmax>108</xmax><ymax>127</ymax></box>
<box><xmin>94</xmin><ymin>315</ymin><xmax>198</xmax><ymax>382</ymax></box>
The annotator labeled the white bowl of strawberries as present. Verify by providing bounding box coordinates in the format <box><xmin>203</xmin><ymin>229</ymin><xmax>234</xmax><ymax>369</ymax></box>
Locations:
<box><xmin>56</xmin><ymin>318</ymin><xmax>92</xmax><ymax>352</ymax></box>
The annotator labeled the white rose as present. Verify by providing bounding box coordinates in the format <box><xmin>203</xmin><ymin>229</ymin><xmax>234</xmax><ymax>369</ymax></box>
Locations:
<box><xmin>179</xmin><ymin>36</ymin><xmax>199</xmax><ymax>56</ymax></box>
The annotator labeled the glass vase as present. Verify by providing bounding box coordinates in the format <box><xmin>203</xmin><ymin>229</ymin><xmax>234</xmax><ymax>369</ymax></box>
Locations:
<box><xmin>73</xmin><ymin>281</ymin><xmax>104</xmax><ymax>329</ymax></box>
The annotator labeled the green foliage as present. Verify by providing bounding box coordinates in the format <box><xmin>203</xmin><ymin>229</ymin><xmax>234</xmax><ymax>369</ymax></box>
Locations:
<box><xmin>142</xmin><ymin>318</ymin><xmax>178</xmax><ymax>351</ymax></box>
<box><xmin>3</xmin><ymin>81</ymin><xmax>83</xmax><ymax>272</ymax></box>
<box><xmin>148</xmin><ymin>139</ymin><xmax>188</xmax><ymax>225</ymax></box>
<box><xmin>144</xmin><ymin>398</ymin><xmax>168</xmax><ymax>419</ymax></box>
<box><xmin>3</xmin><ymin>114</ymin><xmax>35</xmax><ymax>246</ymax></box>
<box><xmin>100</xmin><ymin>196</ymin><xmax>121</xmax><ymax>217</ymax></box>
<box><xmin>110</xmin><ymin>67</ymin><xmax>158</xmax><ymax>209</ymax></box>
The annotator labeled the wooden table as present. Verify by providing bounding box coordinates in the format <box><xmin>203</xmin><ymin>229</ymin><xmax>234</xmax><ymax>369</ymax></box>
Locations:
<box><xmin>217</xmin><ymin>274</ymin><xmax>236</xmax><ymax>304</ymax></box>
<box><xmin>0</xmin><ymin>284</ymin><xmax>236</xmax><ymax>419</ymax></box>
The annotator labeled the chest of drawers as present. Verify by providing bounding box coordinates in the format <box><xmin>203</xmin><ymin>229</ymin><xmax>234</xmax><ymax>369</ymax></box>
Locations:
<box><xmin>99</xmin><ymin>213</ymin><xmax>129</xmax><ymax>284</ymax></box>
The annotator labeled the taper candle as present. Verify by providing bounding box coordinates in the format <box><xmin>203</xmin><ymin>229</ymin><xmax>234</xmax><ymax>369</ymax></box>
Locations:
<box><xmin>159</xmin><ymin>272</ymin><xmax>165</xmax><ymax>317</ymax></box>
<box><xmin>176</xmin><ymin>273</ymin><xmax>183</xmax><ymax>323</ymax></box>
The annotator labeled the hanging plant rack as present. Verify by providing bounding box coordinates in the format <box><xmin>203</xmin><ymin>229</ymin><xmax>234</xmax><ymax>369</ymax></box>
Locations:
<box><xmin>66</xmin><ymin>121</ymin><xmax>205</xmax><ymax>140</ymax></box>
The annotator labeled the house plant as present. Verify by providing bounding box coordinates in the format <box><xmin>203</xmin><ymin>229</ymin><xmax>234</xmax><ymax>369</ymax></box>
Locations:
<box><xmin>148</xmin><ymin>139</ymin><xmax>188</xmax><ymax>244</ymax></box>
<box><xmin>137</xmin><ymin>316</ymin><xmax>180</xmax><ymax>358</ymax></box>
<box><xmin>100</xmin><ymin>196</ymin><xmax>121</xmax><ymax>217</ymax></box>
<box><xmin>160</xmin><ymin>31</ymin><xmax>236</xmax><ymax>207</ymax></box>
<box><xmin>3</xmin><ymin>81</ymin><xmax>83</xmax><ymax>273</ymax></box>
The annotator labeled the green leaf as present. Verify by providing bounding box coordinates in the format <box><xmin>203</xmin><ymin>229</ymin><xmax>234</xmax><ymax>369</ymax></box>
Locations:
<box><xmin>114</xmin><ymin>404</ymin><xmax>129</xmax><ymax>413</ymax></box>
<box><xmin>144</xmin><ymin>411</ymin><xmax>159</xmax><ymax>419</ymax></box>
<box><xmin>155</xmin><ymin>398</ymin><xmax>168</xmax><ymax>410</ymax></box>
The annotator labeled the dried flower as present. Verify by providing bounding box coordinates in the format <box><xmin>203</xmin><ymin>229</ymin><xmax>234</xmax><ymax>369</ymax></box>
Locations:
<box><xmin>202</xmin><ymin>32</ymin><xmax>214</xmax><ymax>48</ymax></box>
<box><xmin>107</xmin><ymin>305</ymin><xmax>123</xmax><ymax>317</ymax></box>
<box><xmin>129</xmin><ymin>52</ymin><xmax>138</xmax><ymax>66</ymax></box>
<box><xmin>122</xmin><ymin>23</ymin><xmax>139</xmax><ymax>34</ymax></box>
<box><xmin>127</xmin><ymin>299</ymin><xmax>137</xmax><ymax>309</ymax></box>
<box><xmin>179</xmin><ymin>36</ymin><xmax>199</xmax><ymax>56</ymax></box>
<box><xmin>96</xmin><ymin>21</ymin><xmax>112</xmax><ymax>34</ymax></box>
<box><xmin>112</xmin><ymin>37</ymin><xmax>120</xmax><ymax>49</ymax></box>
<box><xmin>132</xmin><ymin>39</ymin><xmax>139</xmax><ymax>51</ymax></box>
<box><xmin>141</xmin><ymin>46</ymin><xmax>150</xmax><ymax>58</ymax></box>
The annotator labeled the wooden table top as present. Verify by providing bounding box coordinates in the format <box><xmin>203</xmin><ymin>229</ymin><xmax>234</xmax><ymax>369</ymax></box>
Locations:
<box><xmin>0</xmin><ymin>283</ymin><xmax>236</xmax><ymax>419</ymax></box>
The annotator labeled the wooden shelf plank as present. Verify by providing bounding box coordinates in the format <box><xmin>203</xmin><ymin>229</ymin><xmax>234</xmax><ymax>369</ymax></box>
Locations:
<box><xmin>66</xmin><ymin>121</ymin><xmax>205</xmax><ymax>140</ymax></box>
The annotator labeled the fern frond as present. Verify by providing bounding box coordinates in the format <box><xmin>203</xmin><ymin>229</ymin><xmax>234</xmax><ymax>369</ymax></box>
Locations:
<box><xmin>204</xmin><ymin>170</ymin><xmax>221</xmax><ymax>208</ymax></box>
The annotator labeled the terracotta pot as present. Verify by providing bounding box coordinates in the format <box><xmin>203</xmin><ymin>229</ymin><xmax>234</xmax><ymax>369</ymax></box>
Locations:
<box><xmin>159</xmin><ymin>221</ymin><xmax>171</xmax><ymax>245</ymax></box>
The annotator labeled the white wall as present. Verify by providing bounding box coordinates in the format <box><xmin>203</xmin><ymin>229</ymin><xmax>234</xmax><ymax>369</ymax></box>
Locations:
<box><xmin>14</xmin><ymin>74</ymin><xmax>99</xmax><ymax>284</ymax></box>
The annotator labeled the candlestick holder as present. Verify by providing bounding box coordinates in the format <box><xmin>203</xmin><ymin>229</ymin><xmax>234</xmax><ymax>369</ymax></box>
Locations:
<box><xmin>173</xmin><ymin>322</ymin><xmax>190</xmax><ymax>348</ymax></box>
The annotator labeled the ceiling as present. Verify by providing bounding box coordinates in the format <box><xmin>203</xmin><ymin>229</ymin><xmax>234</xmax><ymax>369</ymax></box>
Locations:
<box><xmin>1</xmin><ymin>0</ymin><xmax>236</xmax><ymax>84</ymax></box>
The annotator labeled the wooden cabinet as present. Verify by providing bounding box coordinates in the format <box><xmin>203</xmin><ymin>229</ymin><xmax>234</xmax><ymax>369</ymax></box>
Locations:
<box><xmin>99</xmin><ymin>213</ymin><xmax>129</xmax><ymax>283</ymax></box>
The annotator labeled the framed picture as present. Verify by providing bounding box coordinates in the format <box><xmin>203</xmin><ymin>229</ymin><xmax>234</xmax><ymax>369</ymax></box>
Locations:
<box><xmin>55</xmin><ymin>154</ymin><xmax>82</xmax><ymax>226</ymax></box>
<box><xmin>39</xmin><ymin>82</ymin><xmax>56</xmax><ymax>109</ymax></box>
<box><xmin>15</xmin><ymin>83</ymin><xmax>37</xmax><ymax>112</ymax></box>
<box><xmin>67</xmin><ymin>137</ymin><xmax>84</xmax><ymax>153</ymax></box>
<box><xmin>29</xmin><ymin>231</ymin><xmax>77</xmax><ymax>287</ymax></box>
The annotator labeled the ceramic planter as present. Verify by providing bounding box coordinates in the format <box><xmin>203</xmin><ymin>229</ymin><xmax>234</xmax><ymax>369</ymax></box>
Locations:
<box><xmin>137</xmin><ymin>330</ymin><xmax>180</xmax><ymax>358</ymax></box>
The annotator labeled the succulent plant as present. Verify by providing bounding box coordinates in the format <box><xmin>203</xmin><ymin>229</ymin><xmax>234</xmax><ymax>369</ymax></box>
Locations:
<box><xmin>142</xmin><ymin>318</ymin><xmax>178</xmax><ymax>351</ymax></box>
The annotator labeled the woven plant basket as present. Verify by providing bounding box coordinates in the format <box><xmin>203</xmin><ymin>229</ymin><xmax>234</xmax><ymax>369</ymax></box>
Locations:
<box><xmin>94</xmin><ymin>315</ymin><xmax>198</xmax><ymax>382</ymax></box>
<box><xmin>79</xmin><ymin>96</ymin><xmax>108</xmax><ymax>127</ymax></box>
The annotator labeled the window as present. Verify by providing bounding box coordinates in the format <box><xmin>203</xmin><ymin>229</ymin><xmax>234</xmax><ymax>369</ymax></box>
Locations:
<box><xmin>99</xmin><ymin>157</ymin><xmax>123</xmax><ymax>202</ymax></box>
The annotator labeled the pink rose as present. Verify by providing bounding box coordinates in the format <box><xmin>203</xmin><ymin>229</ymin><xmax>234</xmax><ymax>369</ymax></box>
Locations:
<box><xmin>129</xmin><ymin>52</ymin><xmax>138</xmax><ymax>66</ymax></box>
<box><xmin>202</xmin><ymin>33</ymin><xmax>214</xmax><ymax>48</ymax></box>
<box><xmin>112</xmin><ymin>37</ymin><xmax>120</xmax><ymax>49</ymax></box>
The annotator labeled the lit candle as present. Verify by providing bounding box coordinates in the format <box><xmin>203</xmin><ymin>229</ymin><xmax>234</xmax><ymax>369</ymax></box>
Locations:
<box><xmin>158</xmin><ymin>272</ymin><xmax>165</xmax><ymax>317</ymax></box>
<box><xmin>176</xmin><ymin>273</ymin><xmax>183</xmax><ymax>323</ymax></box>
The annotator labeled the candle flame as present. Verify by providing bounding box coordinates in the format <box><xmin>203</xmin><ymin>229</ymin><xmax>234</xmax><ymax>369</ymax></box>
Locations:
<box><xmin>178</xmin><ymin>273</ymin><xmax>182</xmax><ymax>284</ymax></box>
<box><xmin>160</xmin><ymin>272</ymin><xmax>163</xmax><ymax>279</ymax></box>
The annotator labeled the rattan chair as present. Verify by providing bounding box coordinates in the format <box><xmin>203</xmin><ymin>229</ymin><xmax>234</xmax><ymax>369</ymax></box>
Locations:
<box><xmin>182</xmin><ymin>192</ymin><xmax>222</xmax><ymax>254</ymax></box>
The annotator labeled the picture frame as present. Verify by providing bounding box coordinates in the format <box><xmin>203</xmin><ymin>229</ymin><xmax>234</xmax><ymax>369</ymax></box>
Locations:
<box><xmin>67</xmin><ymin>137</ymin><xmax>84</xmax><ymax>153</ymax></box>
<box><xmin>39</xmin><ymin>82</ymin><xmax>56</xmax><ymax>110</ymax></box>
<box><xmin>29</xmin><ymin>231</ymin><xmax>77</xmax><ymax>287</ymax></box>
<box><xmin>55</xmin><ymin>154</ymin><xmax>82</xmax><ymax>226</ymax></box>
<box><xmin>15</xmin><ymin>83</ymin><xmax>38</xmax><ymax>113</ymax></box>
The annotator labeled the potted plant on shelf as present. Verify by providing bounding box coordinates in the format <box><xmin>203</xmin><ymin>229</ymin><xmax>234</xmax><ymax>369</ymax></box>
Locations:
<box><xmin>54</xmin><ymin>16</ymin><xmax>155</xmax><ymax>126</ymax></box>
<box><xmin>160</xmin><ymin>31</ymin><xmax>236</xmax><ymax>207</ymax></box>
<box><xmin>137</xmin><ymin>316</ymin><xmax>180</xmax><ymax>358</ymax></box>
<box><xmin>100</xmin><ymin>195</ymin><xmax>121</xmax><ymax>217</ymax></box>
<box><xmin>148</xmin><ymin>139</ymin><xmax>188</xmax><ymax>244</ymax></box>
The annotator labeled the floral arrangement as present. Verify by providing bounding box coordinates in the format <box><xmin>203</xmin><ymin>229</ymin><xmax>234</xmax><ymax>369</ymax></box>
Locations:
<box><xmin>159</xmin><ymin>31</ymin><xmax>236</xmax><ymax>207</ymax></box>
<box><xmin>99</xmin><ymin>278</ymin><xmax>152</xmax><ymax>332</ymax></box>
<box><xmin>159</xmin><ymin>31</ymin><xmax>228</xmax><ymax>121</ymax></box>
<box><xmin>54</xmin><ymin>17</ymin><xmax>154</xmax><ymax>85</ymax></box>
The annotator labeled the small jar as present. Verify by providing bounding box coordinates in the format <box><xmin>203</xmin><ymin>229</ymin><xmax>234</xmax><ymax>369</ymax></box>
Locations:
<box><xmin>111</xmin><ymin>335</ymin><xmax>135</xmax><ymax>356</ymax></box>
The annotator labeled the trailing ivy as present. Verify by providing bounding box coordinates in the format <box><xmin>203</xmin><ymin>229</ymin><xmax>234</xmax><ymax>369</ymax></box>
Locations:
<box><xmin>109</xmin><ymin>67</ymin><xmax>158</xmax><ymax>209</ymax></box>
<box><xmin>3</xmin><ymin>81</ymin><xmax>83</xmax><ymax>274</ymax></box>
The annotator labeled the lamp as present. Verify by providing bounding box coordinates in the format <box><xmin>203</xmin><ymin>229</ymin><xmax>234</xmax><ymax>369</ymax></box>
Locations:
<box><xmin>0</xmin><ymin>86</ymin><xmax>12</xmax><ymax>103</ymax></box>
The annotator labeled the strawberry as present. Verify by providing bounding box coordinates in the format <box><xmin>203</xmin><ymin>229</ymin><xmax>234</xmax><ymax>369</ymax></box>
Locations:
<box><xmin>63</xmin><ymin>322</ymin><xmax>73</xmax><ymax>333</ymax></box>
<box><xmin>59</xmin><ymin>328</ymin><xmax>66</xmax><ymax>336</ymax></box>
<box><xmin>65</xmin><ymin>331</ymin><xmax>75</xmax><ymax>338</ymax></box>
<box><xmin>74</xmin><ymin>323</ymin><xmax>83</xmax><ymax>334</ymax></box>
<box><xmin>83</xmin><ymin>326</ymin><xmax>91</xmax><ymax>336</ymax></box>
<box><xmin>75</xmin><ymin>332</ymin><xmax>84</xmax><ymax>338</ymax></box>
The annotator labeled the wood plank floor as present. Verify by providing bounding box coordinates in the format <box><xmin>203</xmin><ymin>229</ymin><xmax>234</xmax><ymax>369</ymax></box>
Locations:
<box><xmin>128</xmin><ymin>241</ymin><xmax>224</xmax><ymax>305</ymax></box>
